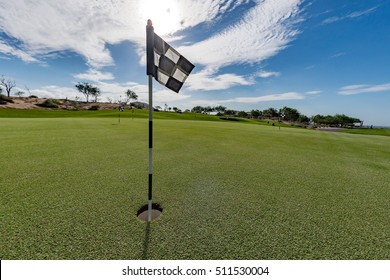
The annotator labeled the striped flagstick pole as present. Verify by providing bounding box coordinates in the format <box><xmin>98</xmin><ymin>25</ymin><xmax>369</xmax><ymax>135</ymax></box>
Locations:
<box><xmin>148</xmin><ymin>75</ymin><xmax>153</xmax><ymax>222</ymax></box>
<box><xmin>146</xmin><ymin>20</ymin><xmax>154</xmax><ymax>222</ymax></box>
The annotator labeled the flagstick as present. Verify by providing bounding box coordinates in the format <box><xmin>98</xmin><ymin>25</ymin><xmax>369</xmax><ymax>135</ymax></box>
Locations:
<box><xmin>146</xmin><ymin>19</ymin><xmax>154</xmax><ymax>222</ymax></box>
<box><xmin>148</xmin><ymin>74</ymin><xmax>153</xmax><ymax>222</ymax></box>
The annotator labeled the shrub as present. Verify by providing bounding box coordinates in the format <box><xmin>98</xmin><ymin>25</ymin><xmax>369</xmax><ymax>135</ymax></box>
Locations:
<box><xmin>0</xmin><ymin>94</ymin><xmax>14</xmax><ymax>104</ymax></box>
<box><xmin>88</xmin><ymin>105</ymin><xmax>100</xmax><ymax>110</ymax></box>
<box><xmin>220</xmin><ymin>117</ymin><xmax>240</xmax><ymax>122</ymax></box>
<box><xmin>29</xmin><ymin>95</ymin><xmax>38</xmax><ymax>98</ymax></box>
<box><xmin>38</xmin><ymin>99</ymin><xmax>60</xmax><ymax>108</ymax></box>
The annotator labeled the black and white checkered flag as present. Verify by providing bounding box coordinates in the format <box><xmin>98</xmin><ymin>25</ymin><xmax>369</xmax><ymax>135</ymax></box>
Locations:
<box><xmin>147</xmin><ymin>21</ymin><xmax>194</xmax><ymax>93</ymax></box>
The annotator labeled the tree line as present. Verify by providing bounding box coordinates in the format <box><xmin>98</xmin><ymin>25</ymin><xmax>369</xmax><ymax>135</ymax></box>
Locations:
<box><xmin>1</xmin><ymin>76</ymin><xmax>362</xmax><ymax>127</ymax></box>
<box><xmin>190</xmin><ymin>105</ymin><xmax>361</xmax><ymax>127</ymax></box>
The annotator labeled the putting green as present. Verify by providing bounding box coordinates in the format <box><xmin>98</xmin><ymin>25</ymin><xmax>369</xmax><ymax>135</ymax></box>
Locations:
<box><xmin>1</xmin><ymin>117</ymin><xmax>389</xmax><ymax>259</ymax></box>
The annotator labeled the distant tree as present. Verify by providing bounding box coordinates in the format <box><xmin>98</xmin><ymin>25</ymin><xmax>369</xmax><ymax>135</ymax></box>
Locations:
<box><xmin>297</xmin><ymin>114</ymin><xmax>310</xmax><ymax>124</ymax></box>
<box><xmin>280</xmin><ymin>106</ymin><xmax>300</xmax><ymax>122</ymax></box>
<box><xmin>125</xmin><ymin>89</ymin><xmax>138</xmax><ymax>105</ymax></box>
<box><xmin>237</xmin><ymin>111</ymin><xmax>248</xmax><ymax>118</ymax></box>
<box><xmin>172</xmin><ymin>107</ymin><xmax>180</xmax><ymax>113</ymax></box>
<box><xmin>155</xmin><ymin>106</ymin><xmax>162</xmax><ymax>111</ymax></box>
<box><xmin>262</xmin><ymin>107</ymin><xmax>278</xmax><ymax>118</ymax></box>
<box><xmin>225</xmin><ymin>109</ymin><xmax>237</xmax><ymax>117</ymax></box>
<box><xmin>334</xmin><ymin>114</ymin><xmax>361</xmax><ymax>126</ymax></box>
<box><xmin>164</xmin><ymin>103</ymin><xmax>168</xmax><ymax>111</ymax></box>
<box><xmin>1</xmin><ymin>76</ymin><xmax>16</xmax><ymax>97</ymax></box>
<box><xmin>250</xmin><ymin>109</ymin><xmax>262</xmax><ymax>119</ymax></box>
<box><xmin>90</xmin><ymin>87</ymin><xmax>101</xmax><ymax>102</ymax></box>
<box><xmin>15</xmin><ymin>91</ymin><xmax>25</xmax><ymax>97</ymax></box>
<box><xmin>312</xmin><ymin>114</ymin><xmax>360</xmax><ymax>127</ymax></box>
<box><xmin>0</xmin><ymin>87</ymin><xmax>2</xmax><ymax>94</ymax></box>
<box><xmin>25</xmin><ymin>85</ymin><xmax>32</xmax><ymax>97</ymax></box>
<box><xmin>324</xmin><ymin>115</ymin><xmax>336</xmax><ymax>126</ymax></box>
<box><xmin>214</xmin><ymin>105</ymin><xmax>227</xmax><ymax>114</ymax></box>
<box><xmin>203</xmin><ymin>106</ymin><xmax>213</xmax><ymax>114</ymax></box>
<box><xmin>75</xmin><ymin>82</ymin><xmax>99</xmax><ymax>103</ymax></box>
<box><xmin>168</xmin><ymin>107</ymin><xmax>172</xmax><ymax>111</ymax></box>
<box><xmin>191</xmin><ymin>106</ymin><xmax>204</xmax><ymax>113</ymax></box>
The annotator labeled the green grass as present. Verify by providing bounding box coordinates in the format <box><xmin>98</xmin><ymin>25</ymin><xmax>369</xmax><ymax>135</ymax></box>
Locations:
<box><xmin>340</xmin><ymin>128</ymin><xmax>390</xmax><ymax>137</ymax></box>
<box><xmin>1</xmin><ymin>117</ymin><xmax>389</xmax><ymax>260</ymax></box>
<box><xmin>0</xmin><ymin>108</ymin><xmax>295</xmax><ymax>126</ymax></box>
<box><xmin>0</xmin><ymin>108</ymin><xmax>220</xmax><ymax>121</ymax></box>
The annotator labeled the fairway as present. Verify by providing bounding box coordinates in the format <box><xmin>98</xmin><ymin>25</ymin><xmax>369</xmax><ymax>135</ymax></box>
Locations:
<box><xmin>1</xmin><ymin>117</ymin><xmax>389</xmax><ymax>259</ymax></box>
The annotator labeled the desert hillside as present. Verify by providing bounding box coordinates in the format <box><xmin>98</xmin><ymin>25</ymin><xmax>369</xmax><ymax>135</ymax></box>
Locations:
<box><xmin>0</xmin><ymin>96</ymin><xmax>123</xmax><ymax>110</ymax></box>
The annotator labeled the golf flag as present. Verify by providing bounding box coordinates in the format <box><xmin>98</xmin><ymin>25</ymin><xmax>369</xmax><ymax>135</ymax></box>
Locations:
<box><xmin>146</xmin><ymin>20</ymin><xmax>195</xmax><ymax>93</ymax></box>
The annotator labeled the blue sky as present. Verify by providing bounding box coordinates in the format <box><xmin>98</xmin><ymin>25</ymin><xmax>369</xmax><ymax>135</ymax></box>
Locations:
<box><xmin>0</xmin><ymin>0</ymin><xmax>389</xmax><ymax>126</ymax></box>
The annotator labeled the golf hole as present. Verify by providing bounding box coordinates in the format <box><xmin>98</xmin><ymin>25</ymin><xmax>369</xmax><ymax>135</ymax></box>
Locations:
<box><xmin>137</xmin><ymin>203</ymin><xmax>163</xmax><ymax>222</ymax></box>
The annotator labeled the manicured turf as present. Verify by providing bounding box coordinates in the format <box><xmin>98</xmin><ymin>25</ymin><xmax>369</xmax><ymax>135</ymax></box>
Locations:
<box><xmin>340</xmin><ymin>127</ymin><xmax>390</xmax><ymax>137</ymax></box>
<box><xmin>0</xmin><ymin>108</ymin><xmax>295</xmax><ymax>127</ymax></box>
<box><xmin>1</xmin><ymin>116</ymin><xmax>389</xmax><ymax>259</ymax></box>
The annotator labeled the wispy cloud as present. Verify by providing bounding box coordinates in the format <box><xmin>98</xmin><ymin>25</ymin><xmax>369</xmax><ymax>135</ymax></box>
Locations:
<box><xmin>305</xmin><ymin>90</ymin><xmax>321</xmax><ymax>95</ymax></box>
<box><xmin>305</xmin><ymin>64</ymin><xmax>316</xmax><ymax>70</ymax></box>
<box><xmin>322</xmin><ymin>6</ymin><xmax>378</xmax><ymax>25</ymax></box>
<box><xmin>330</xmin><ymin>52</ymin><xmax>346</xmax><ymax>59</ymax></box>
<box><xmin>179</xmin><ymin>0</ymin><xmax>303</xmax><ymax>90</ymax></box>
<box><xmin>0</xmin><ymin>40</ymin><xmax>37</xmax><ymax>63</ymax></box>
<box><xmin>338</xmin><ymin>83</ymin><xmax>390</xmax><ymax>95</ymax></box>
<box><xmin>0</xmin><ymin>0</ymin><xmax>249</xmax><ymax>68</ymax></box>
<box><xmin>229</xmin><ymin>92</ymin><xmax>304</xmax><ymax>103</ymax></box>
<box><xmin>0</xmin><ymin>0</ymin><xmax>304</xmax><ymax>92</ymax></box>
<box><xmin>91</xmin><ymin>81</ymin><xmax>192</xmax><ymax>105</ymax></box>
<box><xmin>186</xmin><ymin>69</ymin><xmax>253</xmax><ymax>91</ymax></box>
<box><xmin>180</xmin><ymin>0</ymin><xmax>303</xmax><ymax>69</ymax></box>
<box><xmin>348</xmin><ymin>7</ymin><xmax>378</xmax><ymax>18</ymax></box>
<box><xmin>74</xmin><ymin>69</ymin><xmax>115</xmax><ymax>82</ymax></box>
<box><xmin>257</xmin><ymin>71</ymin><xmax>280</xmax><ymax>78</ymax></box>
<box><xmin>192</xmin><ymin>92</ymin><xmax>304</xmax><ymax>106</ymax></box>
<box><xmin>29</xmin><ymin>81</ymin><xmax>191</xmax><ymax>106</ymax></box>
<box><xmin>30</xmin><ymin>85</ymin><xmax>78</xmax><ymax>99</ymax></box>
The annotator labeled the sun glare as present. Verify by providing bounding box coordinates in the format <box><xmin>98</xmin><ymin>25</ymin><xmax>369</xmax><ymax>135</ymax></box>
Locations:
<box><xmin>138</xmin><ymin>0</ymin><xmax>181</xmax><ymax>35</ymax></box>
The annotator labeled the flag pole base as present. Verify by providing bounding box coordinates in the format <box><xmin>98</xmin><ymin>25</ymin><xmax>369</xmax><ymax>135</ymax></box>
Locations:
<box><xmin>136</xmin><ymin>203</ymin><xmax>163</xmax><ymax>222</ymax></box>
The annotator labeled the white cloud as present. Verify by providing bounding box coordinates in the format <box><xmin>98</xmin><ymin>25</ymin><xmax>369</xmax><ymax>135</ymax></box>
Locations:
<box><xmin>305</xmin><ymin>64</ymin><xmax>316</xmax><ymax>70</ymax></box>
<box><xmin>0</xmin><ymin>0</ymin><xmax>304</xmax><ymax>92</ymax></box>
<box><xmin>152</xmin><ymin>89</ymin><xmax>191</xmax><ymax>104</ymax></box>
<box><xmin>257</xmin><ymin>71</ymin><xmax>280</xmax><ymax>78</ymax></box>
<box><xmin>321</xmin><ymin>16</ymin><xmax>341</xmax><ymax>25</ymax></box>
<box><xmin>348</xmin><ymin>7</ymin><xmax>377</xmax><ymax>18</ymax></box>
<box><xmin>330</xmin><ymin>52</ymin><xmax>346</xmax><ymax>59</ymax></box>
<box><xmin>305</xmin><ymin>90</ymin><xmax>321</xmax><ymax>95</ymax></box>
<box><xmin>30</xmin><ymin>85</ymin><xmax>78</xmax><ymax>99</ymax></box>
<box><xmin>0</xmin><ymin>40</ymin><xmax>37</xmax><ymax>62</ymax></box>
<box><xmin>185</xmin><ymin>69</ymin><xmax>253</xmax><ymax>91</ymax></box>
<box><xmin>0</xmin><ymin>0</ymin><xmax>303</xmax><ymax>96</ymax></box>
<box><xmin>180</xmin><ymin>0</ymin><xmax>303</xmax><ymax>69</ymax></box>
<box><xmin>74</xmin><ymin>69</ymin><xmax>114</xmax><ymax>82</ymax></box>
<box><xmin>338</xmin><ymin>83</ymin><xmax>390</xmax><ymax>95</ymax></box>
<box><xmin>84</xmin><ymin>81</ymin><xmax>190</xmax><ymax>105</ymax></box>
<box><xmin>191</xmin><ymin>92</ymin><xmax>304</xmax><ymax>105</ymax></box>
<box><xmin>322</xmin><ymin>6</ymin><xmax>378</xmax><ymax>25</ymax></box>
<box><xmin>0</xmin><ymin>0</ymin><xmax>249</xmax><ymax>68</ymax></box>
<box><xmin>229</xmin><ymin>92</ymin><xmax>304</xmax><ymax>103</ymax></box>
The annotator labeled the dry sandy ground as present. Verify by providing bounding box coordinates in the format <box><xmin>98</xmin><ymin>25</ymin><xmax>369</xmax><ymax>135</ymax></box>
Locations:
<box><xmin>0</xmin><ymin>97</ymin><xmax>120</xmax><ymax>110</ymax></box>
